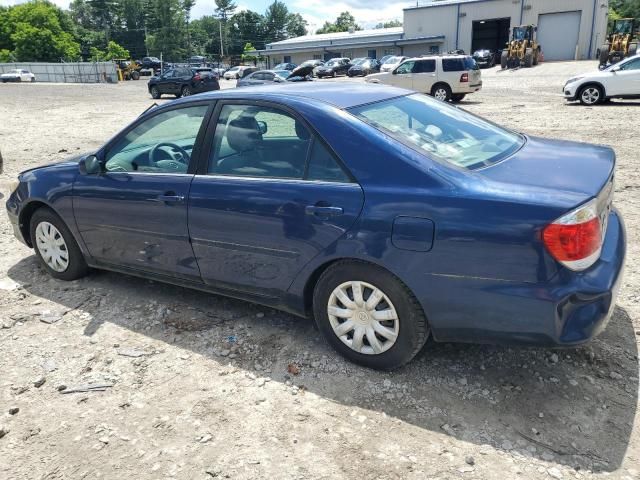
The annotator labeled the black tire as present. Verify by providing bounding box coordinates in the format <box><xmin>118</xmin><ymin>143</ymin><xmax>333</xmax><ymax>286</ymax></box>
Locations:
<box><xmin>332</xmin><ymin>71</ymin><xmax>336</xmax><ymax>78</ymax></box>
<box><xmin>31</xmin><ymin>77</ymin><xmax>36</xmax><ymax>82</ymax></box>
<box><xmin>451</xmin><ymin>93</ymin><xmax>466</xmax><ymax>103</ymax></box>
<box><xmin>430</xmin><ymin>83</ymin><xmax>452</xmax><ymax>102</ymax></box>
<box><xmin>181</xmin><ymin>85</ymin><xmax>191</xmax><ymax>97</ymax></box>
<box><xmin>599</xmin><ymin>47</ymin><xmax>609</xmax><ymax>68</ymax></box>
<box><xmin>131</xmin><ymin>71</ymin><xmax>140</xmax><ymax>80</ymax></box>
<box><xmin>578</xmin><ymin>84</ymin><xmax>604</xmax><ymax>106</ymax></box>
<box><xmin>313</xmin><ymin>260</ymin><xmax>429</xmax><ymax>370</ymax></box>
<box><xmin>29</xmin><ymin>207</ymin><xmax>89</xmax><ymax>281</ymax></box>
<box><xmin>500</xmin><ymin>51</ymin><xmax>508</xmax><ymax>69</ymax></box>
<box><xmin>150</xmin><ymin>86</ymin><xmax>161</xmax><ymax>99</ymax></box>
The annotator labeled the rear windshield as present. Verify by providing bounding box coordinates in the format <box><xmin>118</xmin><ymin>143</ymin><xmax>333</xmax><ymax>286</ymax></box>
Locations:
<box><xmin>349</xmin><ymin>94</ymin><xmax>523</xmax><ymax>170</ymax></box>
<box><xmin>442</xmin><ymin>56</ymin><xmax>479</xmax><ymax>71</ymax></box>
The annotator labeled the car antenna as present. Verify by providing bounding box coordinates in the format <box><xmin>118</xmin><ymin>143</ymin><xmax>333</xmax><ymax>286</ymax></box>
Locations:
<box><xmin>139</xmin><ymin>103</ymin><xmax>159</xmax><ymax>116</ymax></box>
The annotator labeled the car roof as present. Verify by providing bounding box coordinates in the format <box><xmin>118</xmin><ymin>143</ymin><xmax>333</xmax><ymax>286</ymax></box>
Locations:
<box><xmin>177</xmin><ymin>82</ymin><xmax>410</xmax><ymax>109</ymax></box>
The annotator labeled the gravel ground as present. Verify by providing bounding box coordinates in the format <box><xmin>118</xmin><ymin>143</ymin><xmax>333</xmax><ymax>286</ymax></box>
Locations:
<box><xmin>0</xmin><ymin>62</ymin><xmax>638</xmax><ymax>480</ymax></box>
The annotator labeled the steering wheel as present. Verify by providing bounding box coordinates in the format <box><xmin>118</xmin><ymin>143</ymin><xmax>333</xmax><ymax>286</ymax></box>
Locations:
<box><xmin>149</xmin><ymin>142</ymin><xmax>190</xmax><ymax>165</ymax></box>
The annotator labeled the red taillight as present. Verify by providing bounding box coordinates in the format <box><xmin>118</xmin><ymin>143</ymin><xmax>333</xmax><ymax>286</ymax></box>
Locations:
<box><xmin>193</xmin><ymin>73</ymin><xmax>201</xmax><ymax>82</ymax></box>
<box><xmin>542</xmin><ymin>199</ymin><xmax>603</xmax><ymax>271</ymax></box>
<box><xmin>460</xmin><ymin>73</ymin><xmax>469</xmax><ymax>82</ymax></box>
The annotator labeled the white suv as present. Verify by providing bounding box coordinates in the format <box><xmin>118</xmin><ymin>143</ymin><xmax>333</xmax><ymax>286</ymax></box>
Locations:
<box><xmin>365</xmin><ymin>54</ymin><xmax>482</xmax><ymax>102</ymax></box>
<box><xmin>564</xmin><ymin>54</ymin><xmax>640</xmax><ymax>105</ymax></box>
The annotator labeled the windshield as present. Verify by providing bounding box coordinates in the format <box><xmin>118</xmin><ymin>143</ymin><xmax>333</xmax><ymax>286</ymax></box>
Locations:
<box><xmin>349</xmin><ymin>94</ymin><xmax>523</xmax><ymax>170</ymax></box>
<box><xmin>274</xmin><ymin>70</ymin><xmax>291</xmax><ymax>78</ymax></box>
<box><xmin>326</xmin><ymin>60</ymin><xmax>340</xmax><ymax>66</ymax></box>
<box><xmin>384</xmin><ymin>56</ymin><xmax>401</xmax><ymax>64</ymax></box>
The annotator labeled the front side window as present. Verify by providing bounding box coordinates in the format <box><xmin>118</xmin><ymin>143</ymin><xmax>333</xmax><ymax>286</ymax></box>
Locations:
<box><xmin>395</xmin><ymin>61</ymin><xmax>415</xmax><ymax>74</ymax></box>
<box><xmin>619</xmin><ymin>58</ymin><xmax>640</xmax><ymax>71</ymax></box>
<box><xmin>105</xmin><ymin>105</ymin><xmax>208</xmax><ymax>173</ymax></box>
<box><xmin>350</xmin><ymin>94</ymin><xmax>523</xmax><ymax>170</ymax></box>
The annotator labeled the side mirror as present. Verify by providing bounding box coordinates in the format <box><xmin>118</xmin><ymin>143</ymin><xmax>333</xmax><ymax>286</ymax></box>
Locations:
<box><xmin>257</xmin><ymin>121</ymin><xmax>268</xmax><ymax>135</ymax></box>
<box><xmin>79</xmin><ymin>155</ymin><xmax>102</xmax><ymax>175</ymax></box>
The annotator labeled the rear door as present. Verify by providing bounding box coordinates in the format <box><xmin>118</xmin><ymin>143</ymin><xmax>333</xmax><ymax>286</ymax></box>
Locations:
<box><xmin>411</xmin><ymin>59</ymin><xmax>436</xmax><ymax>93</ymax></box>
<box><xmin>188</xmin><ymin>101</ymin><xmax>364</xmax><ymax>296</ymax></box>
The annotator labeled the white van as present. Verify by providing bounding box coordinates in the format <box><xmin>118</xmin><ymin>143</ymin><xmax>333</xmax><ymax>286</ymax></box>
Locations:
<box><xmin>366</xmin><ymin>54</ymin><xmax>482</xmax><ymax>102</ymax></box>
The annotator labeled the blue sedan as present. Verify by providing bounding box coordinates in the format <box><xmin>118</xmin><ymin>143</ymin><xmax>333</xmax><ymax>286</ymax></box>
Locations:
<box><xmin>5</xmin><ymin>84</ymin><xmax>625</xmax><ymax>369</ymax></box>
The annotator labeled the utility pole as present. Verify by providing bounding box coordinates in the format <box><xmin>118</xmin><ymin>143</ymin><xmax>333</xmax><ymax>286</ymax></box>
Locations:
<box><xmin>219</xmin><ymin>21</ymin><xmax>224</xmax><ymax>60</ymax></box>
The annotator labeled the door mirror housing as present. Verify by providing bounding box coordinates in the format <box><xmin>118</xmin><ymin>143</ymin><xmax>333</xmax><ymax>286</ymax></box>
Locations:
<box><xmin>257</xmin><ymin>121</ymin><xmax>268</xmax><ymax>135</ymax></box>
<box><xmin>79</xmin><ymin>155</ymin><xmax>103</xmax><ymax>175</ymax></box>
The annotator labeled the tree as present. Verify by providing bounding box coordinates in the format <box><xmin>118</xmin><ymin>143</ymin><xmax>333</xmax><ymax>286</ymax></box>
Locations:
<box><xmin>215</xmin><ymin>0</ymin><xmax>237</xmax><ymax>20</ymax></box>
<box><xmin>145</xmin><ymin>0</ymin><xmax>188</xmax><ymax>61</ymax></box>
<box><xmin>609</xmin><ymin>0</ymin><xmax>640</xmax><ymax>19</ymax></box>
<box><xmin>286</xmin><ymin>13</ymin><xmax>307</xmax><ymax>38</ymax></box>
<box><xmin>241</xmin><ymin>42</ymin><xmax>257</xmax><ymax>64</ymax></box>
<box><xmin>375</xmin><ymin>20</ymin><xmax>402</xmax><ymax>29</ymax></box>
<box><xmin>2</xmin><ymin>1</ymin><xmax>81</xmax><ymax>61</ymax></box>
<box><xmin>263</xmin><ymin>1</ymin><xmax>289</xmax><ymax>43</ymax></box>
<box><xmin>190</xmin><ymin>15</ymin><xmax>222</xmax><ymax>56</ymax></box>
<box><xmin>316</xmin><ymin>11</ymin><xmax>361</xmax><ymax>34</ymax></box>
<box><xmin>229</xmin><ymin>10</ymin><xmax>265</xmax><ymax>54</ymax></box>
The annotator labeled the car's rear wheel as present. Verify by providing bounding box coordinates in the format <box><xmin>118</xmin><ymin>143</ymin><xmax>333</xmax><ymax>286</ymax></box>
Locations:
<box><xmin>431</xmin><ymin>83</ymin><xmax>452</xmax><ymax>102</ymax></box>
<box><xmin>150</xmin><ymin>86</ymin><xmax>161</xmax><ymax>99</ymax></box>
<box><xmin>181</xmin><ymin>85</ymin><xmax>191</xmax><ymax>97</ymax></box>
<box><xmin>313</xmin><ymin>261</ymin><xmax>429</xmax><ymax>370</ymax></box>
<box><xmin>29</xmin><ymin>207</ymin><xmax>89</xmax><ymax>281</ymax></box>
<box><xmin>579</xmin><ymin>85</ymin><xmax>603</xmax><ymax>105</ymax></box>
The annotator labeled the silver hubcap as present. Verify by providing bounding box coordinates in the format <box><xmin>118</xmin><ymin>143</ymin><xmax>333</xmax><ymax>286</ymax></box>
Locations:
<box><xmin>183</xmin><ymin>88</ymin><xmax>190</xmax><ymax>96</ymax></box>
<box><xmin>328</xmin><ymin>281</ymin><xmax>399</xmax><ymax>355</ymax></box>
<box><xmin>581</xmin><ymin>87</ymin><xmax>600</xmax><ymax>104</ymax></box>
<box><xmin>434</xmin><ymin>88</ymin><xmax>448</xmax><ymax>101</ymax></box>
<box><xmin>35</xmin><ymin>222</ymin><xmax>69</xmax><ymax>272</ymax></box>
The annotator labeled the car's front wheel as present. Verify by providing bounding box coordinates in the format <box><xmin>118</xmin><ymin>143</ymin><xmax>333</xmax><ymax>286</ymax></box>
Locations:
<box><xmin>150</xmin><ymin>86</ymin><xmax>161</xmax><ymax>99</ymax></box>
<box><xmin>29</xmin><ymin>207</ymin><xmax>89</xmax><ymax>281</ymax></box>
<box><xmin>313</xmin><ymin>261</ymin><xmax>429</xmax><ymax>370</ymax></box>
<box><xmin>579</xmin><ymin>84</ymin><xmax>603</xmax><ymax>105</ymax></box>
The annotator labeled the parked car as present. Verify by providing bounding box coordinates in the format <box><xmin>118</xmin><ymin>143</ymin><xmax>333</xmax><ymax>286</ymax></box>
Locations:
<box><xmin>148</xmin><ymin>67</ymin><xmax>219</xmax><ymax>98</ymax></box>
<box><xmin>315</xmin><ymin>58</ymin><xmax>351</xmax><ymax>78</ymax></box>
<box><xmin>140</xmin><ymin>56</ymin><xmax>162</xmax><ymax>71</ymax></box>
<box><xmin>1</xmin><ymin>69</ymin><xmax>35</xmax><ymax>83</ymax></box>
<box><xmin>6</xmin><ymin>83</ymin><xmax>625</xmax><ymax>370</ymax></box>
<box><xmin>472</xmin><ymin>49</ymin><xmax>497</xmax><ymax>68</ymax></box>
<box><xmin>298</xmin><ymin>59</ymin><xmax>324</xmax><ymax>77</ymax></box>
<box><xmin>563</xmin><ymin>54</ymin><xmax>640</xmax><ymax>105</ymax></box>
<box><xmin>223</xmin><ymin>65</ymin><xmax>257</xmax><ymax>80</ymax></box>
<box><xmin>378</xmin><ymin>54</ymin><xmax>394</xmax><ymax>65</ymax></box>
<box><xmin>273</xmin><ymin>62</ymin><xmax>297</xmax><ymax>71</ymax></box>
<box><xmin>366</xmin><ymin>54</ymin><xmax>482</xmax><ymax>102</ymax></box>
<box><xmin>236</xmin><ymin>69</ymin><xmax>291</xmax><ymax>87</ymax></box>
<box><xmin>188</xmin><ymin>55</ymin><xmax>206</xmax><ymax>67</ymax></box>
<box><xmin>347</xmin><ymin>58</ymin><xmax>381</xmax><ymax>77</ymax></box>
<box><xmin>379</xmin><ymin>56</ymin><xmax>407</xmax><ymax>73</ymax></box>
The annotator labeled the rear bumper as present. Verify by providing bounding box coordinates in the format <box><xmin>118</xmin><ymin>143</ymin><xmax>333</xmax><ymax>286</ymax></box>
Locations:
<box><xmin>424</xmin><ymin>208</ymin><xmax>626</xmax><ymax>346</ymax></box>
<box><xmin>456</xmin><ymin>81</ymin><xmax>482</xmax><ymax>94</ymax></box>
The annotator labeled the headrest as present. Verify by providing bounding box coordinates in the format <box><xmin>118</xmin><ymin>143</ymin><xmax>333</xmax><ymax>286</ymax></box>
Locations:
<box><xmin>226</xmin><ymin>115</ymin><xmax>262</xmax><ymax>153</ymax></box>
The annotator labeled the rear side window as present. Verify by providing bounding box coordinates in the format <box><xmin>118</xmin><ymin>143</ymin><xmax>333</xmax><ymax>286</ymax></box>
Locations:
<box><xmin>442</xmin><ymin>57</ymin><xmax>478</xmax><ymax>71</ymax></box>
<box><xmin>306</xmin><ymin>141</ymin><xmax>350</xmax><ymax>183</ymax></box>
<box><xmin>413</xmin><ymin>60</ymin><xmax>435</xmax><ymax>73</ymax></box>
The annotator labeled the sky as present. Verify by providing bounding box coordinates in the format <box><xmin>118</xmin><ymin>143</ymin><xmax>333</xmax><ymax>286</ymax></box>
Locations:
<box><xmin>0</xmin><ymin>0</ymin><xmax>410</xmax><ymax>32</ymax></box>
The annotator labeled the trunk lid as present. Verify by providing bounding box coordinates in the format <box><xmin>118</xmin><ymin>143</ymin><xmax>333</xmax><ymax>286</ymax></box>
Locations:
<box><xmin>479</xmin><ymin>136</ymin><xmax>615</xmax><ymax>209</ymax></box>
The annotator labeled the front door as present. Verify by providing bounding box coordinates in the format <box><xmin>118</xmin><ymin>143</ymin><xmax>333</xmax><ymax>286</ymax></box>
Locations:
<box><xmin>608</xmin><ymin>57</ymin><xmax>640</xmax><ymax>96</ymax></box>
<box><xmin>391</xmin><ymin>60</ymin><xmax>416</xmax><ymax>89</ymax></box>
<box><xmin>73</xmin><ymin>103</ymin><xmax>211</xmax><ymax>280</ymax></box>
<box><xmin>188</xmin><ymin>102</ymin><xmax>364</xmax><ymax>296</ymax></box>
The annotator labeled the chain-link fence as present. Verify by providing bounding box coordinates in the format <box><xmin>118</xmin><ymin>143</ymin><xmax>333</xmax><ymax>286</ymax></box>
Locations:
<box><xmin>0</xmin><ymin>62</ymin><xmax>118</xmax><ymax>83</ymax></box>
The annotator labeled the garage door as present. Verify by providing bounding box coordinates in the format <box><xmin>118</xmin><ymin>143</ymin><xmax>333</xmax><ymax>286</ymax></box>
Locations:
<box><xmin>537</xmin><ymin>11</ymin><xmax>581</xmax><ymax>61</ymax></box>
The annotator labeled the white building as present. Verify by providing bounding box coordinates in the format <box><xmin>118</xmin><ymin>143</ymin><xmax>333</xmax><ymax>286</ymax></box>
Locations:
<box><xmin>256</xmin><ymin>0</ymin><xmax>609</xmax><ymax>66</ymax></box>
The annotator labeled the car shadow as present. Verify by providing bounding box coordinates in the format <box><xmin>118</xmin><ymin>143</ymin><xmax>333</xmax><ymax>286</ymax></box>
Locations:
<box><xmin>7</xmin><ymin>255</ymin><xmax>638</xmax><ymax>473</ymax></box>
<box><xmin>566</xmin><ymin>101</ymin><xmax>640</xmax><ymax>107</ymax></box>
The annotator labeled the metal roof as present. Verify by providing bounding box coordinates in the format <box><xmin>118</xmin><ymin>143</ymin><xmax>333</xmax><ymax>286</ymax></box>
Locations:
<box><xmin>169</xmin><ymin>82</ymin><xmax>412</xmax><ymax>110</ymax></box>
<box><xmin>405</xmin><ymin>0</ymin><xmax>498</xmax><ymax>9</ymax></box>
<box><xmin>266</xmin><ymin>27</ymin><xmax>404</xmax><ymax>48</ymax></box>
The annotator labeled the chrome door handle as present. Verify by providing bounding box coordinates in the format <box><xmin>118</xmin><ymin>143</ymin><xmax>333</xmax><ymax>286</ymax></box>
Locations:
<box><xmin>156</xmin><ymin>194</ymin><xmax>185</xmax><ymax>203</ymax></box>
<box><xmin>305</xmin><ymin>205</ymin><xmax>343</xmax><ymax>216</ymax></box>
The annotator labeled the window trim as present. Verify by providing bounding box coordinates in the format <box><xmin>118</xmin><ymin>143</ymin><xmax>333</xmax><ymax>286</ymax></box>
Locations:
<box><xmin>97</xmin><ymin>100</ymin><xmax>216</xmax><ymax>176</ymax></box>
<box><xmin>196</xmin><ymin>99</ymin><xmax>356</xmax><ymax>183</ymax></box>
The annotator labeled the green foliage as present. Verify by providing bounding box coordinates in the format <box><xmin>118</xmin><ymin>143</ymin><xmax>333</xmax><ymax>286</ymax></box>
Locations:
<box><xmin>0</xmin><ymin>48</ymin><xmax>13</xmax><ymax>62</ymax></box>
<box><xmin>215</xmin><ymin>0</ymin><xmax>237</xmax><ymax>20</ymax></box>
<box><xmin>1</xmin><ymin>1</ymin><xmax>81</xmax><ymax>62</ymax></box>
<box><xmin>609</xmin><ymin>1</ymin><xmax>640</xmax><ymax>19</ymax></box>
<box><xmin>241</xmin><ymin>42</ymin><xmax>257</xmax><ymax>64</ymax></box>
<box><xmin>90</xmin><ymin>40</ymin><xmax>130</xmax><ymax>60</ymax></box>
<box><xmin>263</xmin><ymin>1</ymin><xmax>307</xmax><ymax>44</ymax></box>
<box><xmin>375</xmin><ymin>20</ymin><xmax>402</xmax><ymax>29</ymax></box>
<box><xmin>316</xmin><ymin>12</ymin><xmax>361</xmax><ymax>34</ymax></box>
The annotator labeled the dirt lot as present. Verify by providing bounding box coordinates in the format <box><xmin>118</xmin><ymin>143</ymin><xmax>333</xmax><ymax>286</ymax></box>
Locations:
<box><xmin>0</xmin><ymin>62</ymin><xmax>638</xmax><ymax>480</ymax></box>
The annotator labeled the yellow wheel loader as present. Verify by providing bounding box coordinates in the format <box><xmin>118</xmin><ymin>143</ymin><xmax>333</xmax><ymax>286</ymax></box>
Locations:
<box><xmin>501</xmin><ymin>25</ymin><xmax>541</xmax><ymax>69</ymax></box>
<box><xmin>598</xmin><ymin>18</ymin><xmax>638</xmax><ymax>68</ymax></box>
<box><xmin>114</xmin><ymin>59</ymin><xmax>141</xmax><ymax>81</ymax></box>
